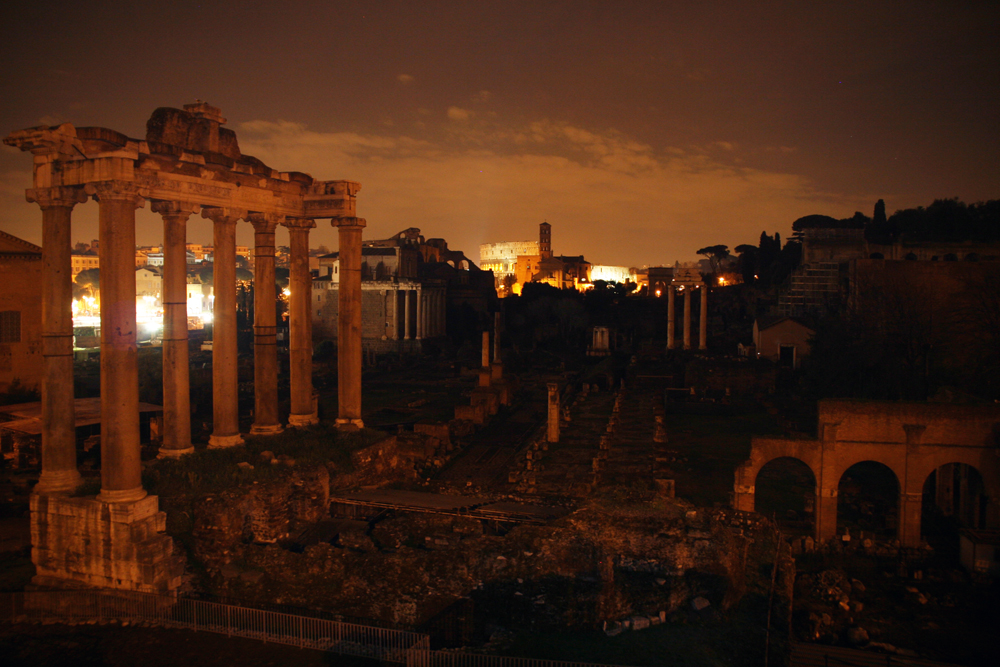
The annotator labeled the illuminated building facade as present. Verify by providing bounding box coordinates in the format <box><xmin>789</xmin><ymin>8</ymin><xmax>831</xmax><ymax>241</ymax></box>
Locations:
<box><xmin>0</xmin><ymin>230</ymin><xmax>43</xmax><ymax>392</ymax></box>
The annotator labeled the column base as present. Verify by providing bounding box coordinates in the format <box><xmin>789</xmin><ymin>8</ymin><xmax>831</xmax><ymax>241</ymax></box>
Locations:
<box><xmin>335</xmin><ymin>418</ymin><xmax>365</xmax><ymax>431</ymax></box>
<box><xmin>97</xmin><ymin>486</ymin><xmax>148</xmax><ymax>504</ymax></box>
<box><xmin>287</xmin><ymin>413</ymin><xmax>319</xmax><ymax>428</ymax></box>
<box><xmin>30</xmin><ymin>493</ymin><xmax>184</xmax><ymax>594</ymax></box>
<box><xmin>250</xmin><ymin>423</ymin><xmax>285</xmax><ymax>436</ymax></box>
<box><xmin>208</xmin><ymin>433</ymin><xmax>244</xmax><ymax>449</ymax></box>
<box><xmin>33</xmin><ymin>469</ymin><xmax>84</xmax><ymax>496</ymax></box>
<box><xmin>157</xmin><ymin>446</ymin><xmax>195</xmax><ymax>459</ymax></box>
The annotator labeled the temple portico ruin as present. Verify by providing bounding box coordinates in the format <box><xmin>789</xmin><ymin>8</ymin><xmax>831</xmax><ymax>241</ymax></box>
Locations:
<box><xmin>5</xmin><ymin>103</ymin><xmax>366</xmax><ymax>591</ymax></box>
<box><xmin>666</xmin><ymin>267</ymin><xmax>708</xmax><ymax>351</ymax></box>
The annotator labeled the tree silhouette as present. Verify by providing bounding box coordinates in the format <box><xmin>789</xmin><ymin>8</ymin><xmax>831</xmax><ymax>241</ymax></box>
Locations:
<box><xmin>75</xmin><ymin>268</ymin><xmax>100</xmax><ymax>297</ymax></box>
<box><xmin>696</xmin><ymin>244</ymin><xmax>729</xmax><ymax>276</ymax></box>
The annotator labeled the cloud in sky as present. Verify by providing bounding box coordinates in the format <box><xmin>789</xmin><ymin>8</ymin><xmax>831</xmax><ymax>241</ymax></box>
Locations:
<box><xmin>446</xmin><ymin>107</ymin><xmax>473</xmax><ymax>122</ymax></box>
<box><xmin>397</xmin><ymin>74</ymin><xmax>415</xmax><ymax>84</ymax></box>
<box><xmin>236</xmin><ymin>116</ymin><xmax>868</xmax><ymax>267</ymax></box>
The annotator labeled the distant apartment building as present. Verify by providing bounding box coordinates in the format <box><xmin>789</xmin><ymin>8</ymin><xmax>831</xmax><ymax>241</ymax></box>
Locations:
<box><xmin>0</xmin><ymin>231</ymin><xmax>43</xmax><ymax>392</ymax></box>
<box><xmin>135</xmin><ymin>267</ymin><xmax>162</xmax><ymax>299</ymax></box>
<box><xmin>70</xmin><ymin>250</ymin><xmax>99</xmax><ymax>277</ymax></box>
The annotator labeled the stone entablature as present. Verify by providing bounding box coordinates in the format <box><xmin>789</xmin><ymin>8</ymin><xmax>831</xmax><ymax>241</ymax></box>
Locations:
<box><xmin>6</xmin><ymin>114</ymin><xmax>358</xmax><ymax>221</ymax></box>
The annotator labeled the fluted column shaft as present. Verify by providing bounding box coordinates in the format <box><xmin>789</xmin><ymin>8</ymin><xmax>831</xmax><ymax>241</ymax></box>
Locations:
<box><xmin>250</xmin><ymin>215</ymin><xmax>282</xmax><ymax>434</ymax></box>
<box><xmin>335</xmin><ymin>218</ymin><xmax>365</xmax><ymax>428</ymax></box>
<box><xmin>666</xmin><ymin>286</ymin><xmax>676</xmax><ymax>350</ymax></box>
<box><xmin>683</xmin><ymin>288</ymin><xmax>692</xmax><ymax>350</ymax></box>
<box><xmin>403</xmin><ymin>289</ymin><xmax>412</xmax><ymax>340</ymax></box>
<box><xmin>416</xmin><ymin>287</ymin><xmax>423</xmax><ymax>340</ymax></box>
<box><xmin>444</xmin><ymin>292</ymin><xmax>449</xmax><ymax>336</ymax></box>
<box><xmin>93</xmin><ymin>182</ymin><xmax>146</xmax><ymax>503</ymax></box>
<box><xmin>286</xmin><ymin>220</ymin><xmax>317</xmax><ymax>426</ymax></box>
<box><xmin>699</xmin><ymin>285</ymin><xmax>708</xmax><ymax>350</ymax></box>
<box><xmin>155</xmin><ymin>202</ymin><xmax>197</xmax><ymax>457</ymax></box>
<box><xmin>29</xmin><ymin>187</ymin><xmax>86</xmax><ymax>494</ymax></box>
<box><xmin>204</xmin><ymin>208</ymin><xmax>243</xmax><ymax>448</ymax></box>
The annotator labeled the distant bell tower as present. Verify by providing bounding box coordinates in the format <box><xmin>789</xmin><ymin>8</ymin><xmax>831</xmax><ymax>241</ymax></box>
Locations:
<box><xmin>539</xmin><ymin>221</ymin><xmax>552</xmax><ymax>259</ymax></box>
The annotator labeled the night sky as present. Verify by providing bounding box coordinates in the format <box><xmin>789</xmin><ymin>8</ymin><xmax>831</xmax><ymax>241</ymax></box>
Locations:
<box><xmin>2</xmin><ymin>1</ymin><xmax>997</xmax><ymax>265</ymax></box>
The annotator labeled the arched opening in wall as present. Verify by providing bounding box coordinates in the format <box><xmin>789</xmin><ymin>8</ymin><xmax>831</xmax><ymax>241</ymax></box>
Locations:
<box><xmin>837</xmin><ymin>461</ymin><xmax>899</xmax><ymax>540</ymax></box>
<box><xmin>921</xmin><ymin>463</ymin><xmax>987</xmax><ymax>559</ymax></box>
<box><xmin>869</xmin><ymin>253</ymin><xmax>884</xmax><ymax>259</ymax></box>
<box><xmin>754</xmin><ymin>457</ymin><xmax>816</xmax><ymax>538</ymax></box>
<box><xmin>905</xmin><ymin>252</ymin><xmax>918</xmax><ymax>260</ymax></box>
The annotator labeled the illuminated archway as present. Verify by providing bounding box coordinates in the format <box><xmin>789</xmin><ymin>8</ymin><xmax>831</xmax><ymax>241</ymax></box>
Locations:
<box><xmin>921</xmin><ymin>463</ymin><xmax>987</xmax><ymax>552</ymax></box>
<box><xmin>837</xmin><ymin>461</ymin><xmax>900</xmax><ymax>539</ymax></box>
<box><xmin>754</xmin><ymin>456</ymin><xmax>816</xmax><ymax>537</ymax></box>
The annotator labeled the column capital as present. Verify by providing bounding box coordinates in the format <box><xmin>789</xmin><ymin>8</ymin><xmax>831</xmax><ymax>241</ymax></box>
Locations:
<box><xmin>248</xmin><ymin>212</ymin><xmax>283</xmax><ymax>234</ymax></box>
<box><xmin>151</xmin><ymin>200</ymin><xmax>200</xmax><ymax>218</ymax></box>
<box><xmin>332</xmin><ymin>216</ymin><xmax>366</xmax><ymax>229</ymax></box>
<box><xmin>283</xmin><ymin>217</ymin><xmax>316</xmax><ymax>231</ymax></box>
<box><xmin>201</xmin><ymin>206</ymin><xmax>246</xmax><ymax>225</ymax></box>
<box><xmin>26</xmin><ymin>186</ymin><xmax>87</xmax><ymax>210</ymax></box>
<box><xmin>86</xmin><ymin>181</ymin><xmax>146</xmax><ymax>207</ymax></box>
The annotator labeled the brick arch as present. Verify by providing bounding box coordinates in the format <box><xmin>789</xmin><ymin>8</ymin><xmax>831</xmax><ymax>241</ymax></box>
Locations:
<box><xmin>832</xmin><ymin>459</ymin><xmax>902</xmax><ymax>537</ymax></box>
<box><xmin>736</xmin><ymin>400</ymin><xmax>1000</xmax><ymax>548</ymax></box>
<box><xmin>751</xmin><ymin>456</ymin><xmax>819</xmax><ymax>530</ymax></box>
<box><xmin>733</xmin><ymin>438</ymin><xmax>823</xmax><ymax>514</ymax></box>
<box><xmin>907</xmin><ymin>448</ymin><xmax>1000</xmax><ymax>497</ymax></box>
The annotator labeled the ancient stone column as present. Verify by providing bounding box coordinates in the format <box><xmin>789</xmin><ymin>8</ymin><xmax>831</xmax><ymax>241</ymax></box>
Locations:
<box><xmin>403</xmin><ymin>288</ymin><xmax>412</xmax><ymax>340</ymax></box>
<box><xmin>203</xmin><ymin>207</ymin><xmax>244</xmax><ymax>448</ymax></box>
<box><xmin>153</xmin><ymin>201</ymin><xmax>197</xmax><ymax>457</ymax></box>
<box><xmin>249</xmin><ymin>214</ymin><xmax>282</xmax><ymax>435</ymax></box>
<box><xmin>666</xmin><ymin>286</ymin><xmax>675</xmax><ymax>350</ymax></box>
<box><xmin>493</xmin><ymin>311</ymin><xmax>502</xmax><ymax>363</ymax></box>
<box><xmin>547</xmin><ymin>382</ymin><xmax>560</xmax><ymax>443</ymax></box>
<box><xmin>334</xmin><ymin>217</ymin><xmax>365</xmax><ymax>429</ymax></box>
<box><xmin>92</xmin><ymin>182</ymin><xmax>146</xmax><ymax>503</ymax></box>
<box><xmin>28</xmin><ymin>187</ymin><xmax>87</xmax><ymax>495</ymax></box>
<box><xmin>286</xmin><ymin>219</ymin><xmax>318</xmax><ymax>427</ymax></box>
<box><xmin>482</xmin><ymin>330</ymin><xmax>491</xmax><ymax>368</ymax></box>
<box><xmin>439</xmin><ymin>291</ymin><xmax>447</xmax><ymax>337</ymax></box>
<box><xmin>683</xmin><ymin>288</ymin><xmax>692</xmax><ymax>350</ymax></box>
<box><xmin>389</xmin><ymin>289</ymin><xmax>399</xmax><ymax>340</ymax></box>
<box><xmin>416</xmin><ymin>286</ymin><xmax>423</xmax><ymax>340</ymax></box>
<box><xmin>899</xmin><ymin>492</ymin><xmax>923</xmax><ymax>548</ymax></box>
<box><xmin>814</xmin><ymin>486</ymin><xmax>839</xmax><ymax>545</ymax></box>
<box><xmin>699</xmin><ymin>285</ymin><xmax>708</xmax><ymax>351</ymax></box>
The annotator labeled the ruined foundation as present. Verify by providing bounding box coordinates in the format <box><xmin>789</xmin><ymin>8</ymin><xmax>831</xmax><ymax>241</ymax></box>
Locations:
<box><xmin>31</xmin><ymin>494</ymin><xmax>184</xmax><ymax>593</ymax></box>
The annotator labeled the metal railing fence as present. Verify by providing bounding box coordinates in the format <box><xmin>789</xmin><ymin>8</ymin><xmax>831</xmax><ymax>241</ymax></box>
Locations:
<box><xmin>1</xmin><ymin>589</ymin><xmax>638</xmax><ymax>667</ymax></box>
<box><xmin>0</xmin><ymin>589</ymin><xmax>426</xmax><ymax>663</ymax></box>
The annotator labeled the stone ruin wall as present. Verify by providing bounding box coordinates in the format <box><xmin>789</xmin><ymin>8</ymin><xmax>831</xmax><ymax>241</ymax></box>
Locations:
<box><xmin>185</xmin><ymin>436</ymin><xmax>786</xmax><ymax>629</ymax></box>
